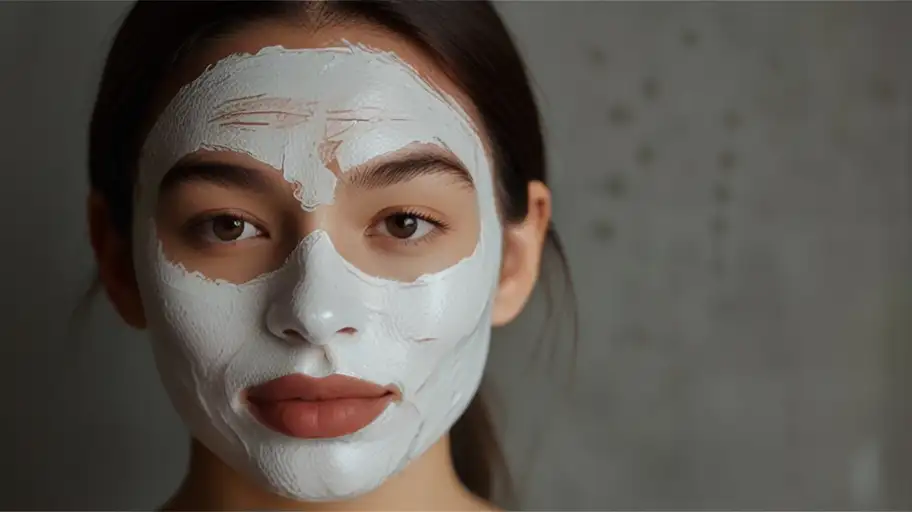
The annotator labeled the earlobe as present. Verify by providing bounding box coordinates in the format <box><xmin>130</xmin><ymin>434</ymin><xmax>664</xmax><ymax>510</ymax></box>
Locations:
<box><xmin>88</xmin><ymin>193</ymin><xmax>148</xmax><ymax>330</ymax></box>
<box><xmin>492</xmin><ymin>181</ymin><xmax>551</xmax><ymax>327</ymax></box>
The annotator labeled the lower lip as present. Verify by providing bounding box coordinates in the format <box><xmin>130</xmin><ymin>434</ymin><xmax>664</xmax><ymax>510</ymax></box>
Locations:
<box><xmin>249</xmin><ymin>395</ymin><xmax>394</xmax><ymax>439</ymax></box>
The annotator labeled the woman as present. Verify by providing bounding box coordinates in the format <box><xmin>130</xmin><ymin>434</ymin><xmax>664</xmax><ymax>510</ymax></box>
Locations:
<box><xmin>87</xmin><ymin>1</ymin><xmax>572</xmax><ymax>510</ymax></box>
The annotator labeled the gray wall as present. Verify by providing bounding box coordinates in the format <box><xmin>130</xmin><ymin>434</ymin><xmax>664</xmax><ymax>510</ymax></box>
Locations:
<box><xmin>0</xmin><ymin>2</ymin><xmax>908</xmax><ymax>510</ymax></box>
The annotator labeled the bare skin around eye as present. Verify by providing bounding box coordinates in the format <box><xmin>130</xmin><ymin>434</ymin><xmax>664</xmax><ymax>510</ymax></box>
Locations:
<box><xmin>154</xmin><ymin>150</ymin><xmax>480</xmax><ymax>284</ymax></box>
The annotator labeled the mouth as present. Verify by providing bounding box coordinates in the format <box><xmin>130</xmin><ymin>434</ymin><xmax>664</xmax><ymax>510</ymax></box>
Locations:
<box><xmin>245</xmin><ymin>374</ymin><xmax>400</xmax><ymax>439</ymax></box>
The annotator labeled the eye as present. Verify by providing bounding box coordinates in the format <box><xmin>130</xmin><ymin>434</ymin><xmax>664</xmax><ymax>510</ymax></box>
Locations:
<box><xmin>195</xmin><ymin>214</ymin><xmax>263</xmax><ymax>244</ymax></box>
<box><xmin>371</xmin><ymin>212</ymin><xmax>441</xmax><ymax>242</ymax></box>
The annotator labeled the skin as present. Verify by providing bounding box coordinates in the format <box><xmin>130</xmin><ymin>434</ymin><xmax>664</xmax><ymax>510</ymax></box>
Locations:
<box><xmin>88</xmin><ymin>19</ymin><xmax>551</xmax><ymax>512</ymax></box>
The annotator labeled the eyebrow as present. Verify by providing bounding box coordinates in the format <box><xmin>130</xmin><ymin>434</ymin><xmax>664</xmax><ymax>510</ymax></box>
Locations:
<box><xmin>346</xmin><ymin>153</ymin><xmax>475</xmax><ymax>190</ymax></box>
<box><xmin>159</xmin><ymin>162</ymin><xmax>279</xmax><ymax>195</ymax></box>
<box><xmin>158</xmin><ymin>152</ymin><xmax>475</xmax><ymax>195</ymax></box>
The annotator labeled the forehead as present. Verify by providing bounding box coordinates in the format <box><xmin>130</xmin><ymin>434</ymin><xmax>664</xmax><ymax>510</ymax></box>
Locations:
<box><xmin>149</xmin><ymin>21</ymin><xmax>485</xmax><ymax>144</ymax></box>
<box><xmin>137</xmin><ymin>20</ymin><xmax>496</xmax><ymax>211</ymax></box>
<box><xmin>174</xmin><ymin>46</ymin><xmax>454</xmax><ymax>131</ymax></box>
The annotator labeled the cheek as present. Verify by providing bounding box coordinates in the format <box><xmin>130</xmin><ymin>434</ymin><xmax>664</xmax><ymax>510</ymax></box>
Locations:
<box><xmin>370</xmin><ymin>256</ymin><xmax>490</xmax><ymax>342</ymax></box>
<box><xmin>148</xmin><ymin>267</ymin><xmax>266</xmax><ymax>370</ymax></box>
<box><xmin>133</xmin><ymin>225</ymin><xmax>264</xmax><ymax>368</ymax></box>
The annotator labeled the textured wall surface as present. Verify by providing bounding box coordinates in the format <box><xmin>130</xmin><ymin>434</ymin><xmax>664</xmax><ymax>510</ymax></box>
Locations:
<box><xmin>0</xmin><ymin>2</ymin><xmax>908</xmax><ymax>510</ymax></box>
<box><xmin>489</xmin><ymin>2</ymin><xmax>911</xmax><ymax>509</ymax></box>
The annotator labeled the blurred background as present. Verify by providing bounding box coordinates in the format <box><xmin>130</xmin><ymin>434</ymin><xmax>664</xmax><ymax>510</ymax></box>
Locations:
<box><xmin>0</xmin><ymin>1</ymin><xmax>909</xmax><ymax>509</ymax></box>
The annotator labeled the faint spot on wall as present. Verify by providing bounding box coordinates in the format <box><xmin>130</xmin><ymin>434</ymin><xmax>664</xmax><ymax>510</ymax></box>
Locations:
<box><xmin>591</xmin><ymin>219</ymin><xmax>615</xmax><ymax>242</ymax></box>
<box><xmin>681</xmin><ymin>28</ymin><xmax>701</xmax><ymax>47</ymax></box>
<box><xmin>608</xmin><ymin>103</ymin><xmax>635</xmax><ymax>127</ymax></box>
<box><xmin>718</xmin><ymin>150</ymin><xmax>737</xmax><ymax>174</ymax></box>
<box><xmin>709</xmin><ymin>214</ymin><xmax>729</xmax><ymax>277</ymax></box>
<box><xmin>870</xmin><ymin>79</ymin><xmax>897</xmax><ymax>106</ymax></box>
<box><xmin>603</xmin><ymin>173</ymin><xmax>628</xmax><ymax>199</ymax></box>
<box><xmin>585</xmin><ymin>46</ymin><xmax>607</xmax><ymax>68</ymax></box>
<box><xmin>641</xmin><ymin>77</ymin><xmax>661</xmax><ymax>101</ymax></box>
<box><xmin>713</xmin><ymin>181</ymin><xmax>731</xmax><ymax>205</ymax></box>
<box><xmin>636</xmin><ymin>143</ymin><xmax>656</xmax><ymax>168</ymax></box>
<box><xmin>710</xmin><ymin>148</ymin><xmax>736</xmax><ymax>276</ymax></box>
<box><xmin>722</xmin><ymin>109</ymin><xmax>743</xmax><ymax>132</ymax></box>
<box><xmin>710</xmin><ymin>215</ymin><xmax>729</xmax><ymax>237</ymax></box>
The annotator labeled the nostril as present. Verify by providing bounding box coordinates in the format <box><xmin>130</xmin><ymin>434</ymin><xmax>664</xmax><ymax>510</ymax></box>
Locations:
<box><xmin>282</xmin><ymin>329</ymin><xmax>306</xmax><ymax>341</ymax></box>
<box><xmin>337</xmin><ymin>327</ymin><xmax>357</xmax><ymax>335</ymax></box>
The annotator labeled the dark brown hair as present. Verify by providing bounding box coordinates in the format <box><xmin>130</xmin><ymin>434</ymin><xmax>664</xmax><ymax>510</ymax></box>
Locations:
<box><xmin>88</xmin><ymin>0</ymin><xmax>575</xmax><ymax>505</ymax></box>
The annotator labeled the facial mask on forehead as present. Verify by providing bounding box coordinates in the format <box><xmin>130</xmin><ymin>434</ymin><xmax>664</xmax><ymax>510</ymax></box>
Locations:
<box><xmin>132</xmin><ymin>43</ymin><xmax>503</xmax><ymax>501</ymax></box>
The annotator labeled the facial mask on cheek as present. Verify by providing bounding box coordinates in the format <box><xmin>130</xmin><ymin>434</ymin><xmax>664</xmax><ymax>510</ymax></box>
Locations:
<box><xmin>132</xmin><ymin>44</ymin><xmax>503</xmax><ymax>501</ymax></box>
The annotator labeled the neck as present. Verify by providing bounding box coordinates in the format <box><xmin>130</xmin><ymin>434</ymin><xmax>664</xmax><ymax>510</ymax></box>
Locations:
<box><xmin>162</xmin><ymin>436</ymin><xmax>494</xmax><ymax>512</ymax></box>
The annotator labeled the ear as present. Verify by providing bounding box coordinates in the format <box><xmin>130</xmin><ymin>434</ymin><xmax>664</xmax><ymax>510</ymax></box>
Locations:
<box><xmin>492</xmin><ymin>181</ymin><xmax>552</xmax><ymax>327</ymax></box>
<box><xmin>88</xmin><ymin>192</ymin><xmax>147</xmax><ymax>329</ymax></box>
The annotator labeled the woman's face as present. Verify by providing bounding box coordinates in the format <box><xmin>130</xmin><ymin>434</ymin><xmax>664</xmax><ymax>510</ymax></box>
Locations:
<box><xmin>129</xmin><ymin>22</ymin><xmax>503</xmax><ymax>501</ymax></box>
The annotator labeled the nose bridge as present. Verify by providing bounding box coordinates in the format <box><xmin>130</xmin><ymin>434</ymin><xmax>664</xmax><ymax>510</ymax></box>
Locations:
<box><xmin>268</xmin><ymin>232</ymin><xmax>364</xmax><ymax>346</ymax></box>
<box><xmin>294</xmin><ymin>253</ymin><xmax>353</xmax><ymax>343</ymax></box>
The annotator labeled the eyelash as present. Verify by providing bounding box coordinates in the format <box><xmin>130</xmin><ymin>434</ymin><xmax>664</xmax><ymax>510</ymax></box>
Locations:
<box><xmin>185</xmin><ymin>211</ymin><xmax>268</xmax><ymax>246</ymax></box>
<box><xmin>183</xmin><ymin>208</ymin><xmax>450</xmax><ymax>247</ymax></box>
<box><xmin>380</xmin><ymin>207</ymin><xmax>451</xmax><ymax>246</ymax></box>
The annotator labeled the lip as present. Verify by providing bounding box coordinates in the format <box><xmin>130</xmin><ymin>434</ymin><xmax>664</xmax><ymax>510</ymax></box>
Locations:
<box><xmin>246</xmin><ymin>374</ymin><xmax>399</xmax><ymax>439</ymax></box>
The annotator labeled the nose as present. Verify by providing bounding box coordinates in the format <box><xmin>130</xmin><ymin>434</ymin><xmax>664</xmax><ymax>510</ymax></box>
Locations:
<box><xmin>267</xmin><ymin>282</ymin><xmax>361</xmax><ymax>345</ymax></box>
<box><xmin>265</xmin><ymin>241</ymin><xmax>363</xmax><ymax>346</ymax></box>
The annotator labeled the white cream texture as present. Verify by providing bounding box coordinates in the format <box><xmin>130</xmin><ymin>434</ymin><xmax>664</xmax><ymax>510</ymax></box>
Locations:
<box><xmin>132</xmin><ymin>44</ymin><xmax>502</xmax><ymax>500</ymax></box>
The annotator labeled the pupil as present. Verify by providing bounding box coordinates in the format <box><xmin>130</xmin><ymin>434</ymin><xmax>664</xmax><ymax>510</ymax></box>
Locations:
<box><xmin>213</xmin><ymin>217</ymin><xmax>243</xmax><ymax>240</ymax></box>
<box><xmin>387</xmin><ymin>214</ymin><xmax>418</xmax><ymax>238</ymax></box>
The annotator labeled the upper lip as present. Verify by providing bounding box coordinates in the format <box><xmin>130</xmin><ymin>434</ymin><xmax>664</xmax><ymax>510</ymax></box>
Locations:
<box><xmin>247</xmin><ymin>374</ymin><xmax>398</xmax><ymax>403</ymax></box>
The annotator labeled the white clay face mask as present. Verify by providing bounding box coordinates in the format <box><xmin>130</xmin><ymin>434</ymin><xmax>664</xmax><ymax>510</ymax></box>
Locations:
<box><xmin>132</xmin><ymin>43</ymin><xmax>502</xmax><ymax>501</ymax></box>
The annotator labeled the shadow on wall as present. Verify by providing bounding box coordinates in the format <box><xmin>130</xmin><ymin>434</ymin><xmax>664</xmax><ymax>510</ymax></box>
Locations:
<box><xmin>0</xmin><ymin>2</ymin><xmax>188</xmax><ymax>509</ymax></box>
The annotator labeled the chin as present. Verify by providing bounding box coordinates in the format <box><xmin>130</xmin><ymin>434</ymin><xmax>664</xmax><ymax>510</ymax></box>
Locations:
<box><xmin>247</xmin><ymin>434</ymin><xmax>417</xmax><ymax>501</ymax></box>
